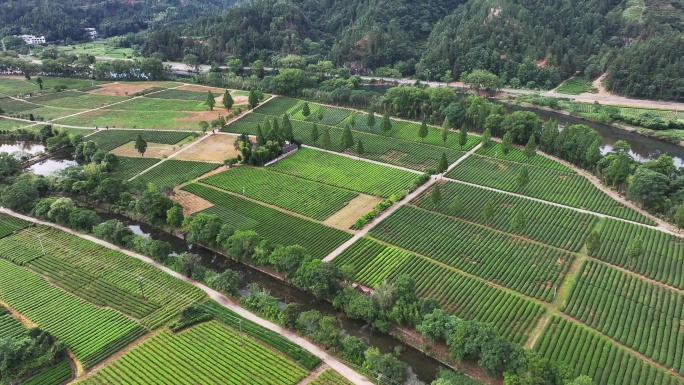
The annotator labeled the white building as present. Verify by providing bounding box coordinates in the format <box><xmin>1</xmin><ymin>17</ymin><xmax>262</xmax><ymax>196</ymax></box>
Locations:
<box><xmin>15</xmin><ymin>35</ymin><xmax>45</xmax><ymax>44</ymax></box>
<box><xmin>84</xmin><ymin>28</ymin><xmax>98</xmax><ymax>40</ymax></box>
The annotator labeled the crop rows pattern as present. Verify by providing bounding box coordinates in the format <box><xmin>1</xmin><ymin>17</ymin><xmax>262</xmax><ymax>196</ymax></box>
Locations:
<box><xmin>476</xmin><ymin>142</ymin><xmax>574</xmax><ymax>172</ymax></box>
<box><xmin>593</xmin><ymin>219</ymin><xmax>684</xmax><ymax>289</ymax></box>
<box><xmin>201</xmin><ymin>167</ymin><xmax>358</xmax><ymax>220</ymax></box>
<box><xmin>412</xmin><ymin>181</ymin><xmax>598</xmax><ymax>251</ymax></box>
<box><xmin>203</xmin><ymin>300</ymin><xmax>321</xmax><ymax>370</ymax></box>
<box><xmin>109</xmin><ymin>156</ymin><xmax>160</xmax><ymax>180</ymax></box>
<box><xmin>0</xmin><ymin>226</ymin><xmax>205</xmax><ymax>328</ymax></box>
<box><xmin>87</xmin><ymin>130</ymin><xmax>191</xmax><ymax>151</ymax></box>
<box><xmin>0</xmin><ymin>307</ymin><xmax>24</xmax><ymax>339</ymax></box>
<box><xmin>134</xmin><ymin>159</ymin><xmax>220</xmax><ymax>189</ymax></box>
<box><xmin>535</xmin><ymin>317</ymin><xmax>684</xmax><ymax>385</ymax></box>
<box><xmin>268</xmin><ymin>147</ymin><xmax>420</xmax><ymax>198</ymax></box>
<box><xmin>368</xmin><ymin>206</ymin><xmax>574</xmax><ymax>301</ymax></box>
<box><xmin>79</xmin><ymin>321</ymin><xmax>308</xmax><ymax>385</ymax></box>
<box><xmin>224</xmin><ymin>114</ymin><xmax>465</xmax><ymax>171</ymax></box>
<box><xmin>147</xmin><ymin>89</ymin><xmax>222</xmax><ymax>101</ymax></box>
<box><xmin>0</xmin><ymin>258</ymin><xmax>144</xmax><ymax>366</ymax></box>
<box><xmin>22</xmin><ymin>360</ymin><xmax>72</xmax><ymax>385</ymax></box>
<box><xmin>333</xmin><ymin>237</ymin><xmax>544</xmax><ymax>344</ymax></box>
<box><xmin>446</xmin><ymin>155</ymin><xmax>655</xmax><ymax>224</ymax></box>
<box><xmin>310</xmin><ymin>369</ymin><xmax>353</xmax><ymax>385</ymax></box>
<box><xmin>563</xmin><ymin>260</ymin><xmax>684</xmax><ymax>373</ymax></box>
<box><xmin>183</xmin><ymin>183</ymin><xmax>352</xmax><ymax>259</ymax></box>
<box><xmin>0</xmin><ymin>213</ymin><xmax>31</xmax><ymax>239</ymax></box>
<box><xmin>104</xmin><ymin>98</ymin><xmax>210</xmax><ymax>112</ymax></box>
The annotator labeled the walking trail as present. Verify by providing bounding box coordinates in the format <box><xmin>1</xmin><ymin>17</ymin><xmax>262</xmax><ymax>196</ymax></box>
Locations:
<box><xmin>0</xmin><ymin>208</ymin><xmax>373</xmax><ymax>385</ymax></box>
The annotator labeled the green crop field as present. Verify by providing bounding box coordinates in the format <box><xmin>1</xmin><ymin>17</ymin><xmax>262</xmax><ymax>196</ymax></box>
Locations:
<box><xmin>0</xmin><ymin>77</ymin><xmax>42</xmax><ymax>95</ymax></box>
<box><xmin>0</xmin><ymin>258</ymin><xmax>145</xmax><ymax>367</ymax></box>
<box><xmin>592</xmin><ymin>219</ymin><xmax>684</xmax><ymax>289</ymax></box>
<box><xmin>78</xmin><ymin>321</ymin><xmax>309</xmax><ymax>385</ymax></box>
<box><xmin>555</xmin><ymin>76</ymin><xmax>598</xmax><ymax>94</ymax></box>
<box><xmin>0</xmin><ymin>213</ymin><xmax>31</xmax><ymax>239</ymax></box>
<box><xmin>535</xmin><ymin>317</ymin><xmax>684</xmax><ymax>385</ymax></box>
<box><xmin>182</xmin><ymin>183</ymin><xmax>352</xmax><ymax>259</ymax></box>
<box><xmin>477</xmin><ymin>142</ymin><xmax>574</xmax><ymax>172</ymax></box>
<box><xmin>333</xmin><ymin>237</ymin><xmax>544</xmax><ymax>344</ymax></box>
<box><xmin>368</xmin><ymin>206</ymin><xmax>574</xmax><ymax>301</ymax></box>
<box><xmin>147</xmin><ymin>89</ymin><xmax>222</xmax><ymax>101</ymax></box>
<box><xmin>109</xmin><ymin>156</ymin><xmax>160</xmax><ymax>180</ymax></box>
<box><xmin>203</xmin><ymin>301</ymin><xmax>321</xmax><ymax>370</ymax></box>
<box><xmin>0</xmin><ymin>307</ymin><xmax>24</xmax><ymax>339</ymax></box>
<box><xmin>201</xmin><ymin>167</ymin><xmax>358</xmax><ymax>221</ymax></box>
<box><xmin>0</xmin><ymin>97</ymin><xmax>48</xmax><ymax>114</ymax></box>
<box><xmin>446</xmin><ymin>155</ymin><xmax>655</xmax><ymax>224</ymax></box>
<box><xmin>107</xmin><ymin>98</ymin><xmax>211</xmax><ymax>112</ymax></box>
<box><xmin>268</xmin><ymin>148</ymin><xmax>421</xmax><ymax>197</ymax></box>
<box><xmin>224</xmin><ymin>112</ymin><xmax>465</xmax><ymax>171</ymax></box>
<box><xmin>134</xmin><ymin>159</ymin><xmax>220</xmax><ymax>189</ymax></box>
<box><xmin>0</xmin><ymin>117</ymin><xmax>31</xmax><ymax>130</ymax></box>
<box><xmin>563</xmin><ymin>260</ymin><xmax>684</xmax><ymax>374</ymax></box>
<box><xmin>23</xmin><ymin>360</ymin><xmax>72</xmax><ymax>385</ymax></box>
<box><xmin>310</xmin><ymin>369</ymin><xmax>353</xmax><ymax>385</ymax></box>
<box><xmin>29</xmin><ymin>92</ymin><xmax>127</xmax><ymax>109</ymax></box>
<box><xmin>56</xmin><ymin>41</ymin><xmax>137</xmax><ymax>59</ymax></box>
<box><xmin>86</xmin><ymin>130</ymin><xmax>192</xmax><ymax>151</ymax></box>
<box><xmin>0</xmin><ymin>226</ymin><xmax>205</xmax><ymax>329</ymax></box>
<box><xmin>412</xmin><ymin>181</ymin><xmax>598</xmax><ymax>251</ymax></box>
<box><xmin>56</xmin><ymin>109</ymin><xmax>197</xmax><ymax>130</ymax></box>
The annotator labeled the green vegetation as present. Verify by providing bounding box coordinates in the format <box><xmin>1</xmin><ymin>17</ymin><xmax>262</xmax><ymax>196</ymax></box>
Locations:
<box><xmin>412</xmin><ymin>181</ymin><xmax>598</xmax><ymax>251</ymax></box>
<box><xmin>29</xmin><ymin>92</ymin><xmax>127</xmax><ymax>109</ymax></box>
<box><xmin>446</xmin><ymin>155</ymin><xmax>655</xmax><ymax>224</ymax></box>
<box><xmin>333</xmin><ymin>237</ymin><xmax>544</xmax><ymax>344</ymax></box>
<box><xmin>476</xmin><ymin>142</ymin><xmax>574</xmax><ymax>172</ymax></box>
<box><xmin>224</xmin><ymin>112</ymin><xmax>464</xmax><ymax>171</ymax></box>
<box><xmin>200</xmin><ymin>167</ymin><xmax>358</xmax><ymax>221</ymax></box>
<box><xmin>0</xmin><ymin>213</ymin><xmax>31</xmax><ymax>238</ymax></box>
<box><xmin>0</xmin><ymin>226</ymin><xmax>205</xmax><ymax>328</ymax></box>
<box><xmin>109</xmin><ymin>156</ymin><xmax>160</xmax><ymax>180</ymax></box>
<box><xmin>203</xmin><ymin>301</ymin><xmax>321</xmax><ymax>370</ymax></box>
<box><xmin>0</xmin><ymin>307</ymin><xmax>24</xmax><ymax>339</ymax></box>
<box><xmin>563</xmin><ymin>260</ymin><xmax>684</xmax><ymax>374</ymax></box>
<box><xmin>0</xmin><ymin>117</ymin><xmax>31</xmax><ymax>130</ymax></box>
<box><xmin>555</xmin><ymin>77</ymin><xmax>598</xmax><ymax>94</ymax></box>
<box><xmin>106</xmin><ymin>98</ymin><xmax>211</xmax><ymax>112</ymax></box>
<box><xmin>592</xmin><ymin>219</ymin><xmax>684</xmax><ymax>289</ymax></box>
<box><xmin>535</xmin><ymin>317</ymin><xmax>684</xmax><ymax>385</ymax></box>
<box><xmin>22</xmin><ymin>360</ymin><xmax>72</xmax><ymax>385</ymax></box>
<box><xmin>78</xmin><ymin>321</ymin><xmax>308</xmax><ymax>385</ymax></box>
<box><xmin>182</xmin><ymin>183</ymin><xmax>352</xmax><ymax>258</ymax></box>
<box><xmin>268</xmin><ymin>148</ymin><xmax>421</xmax><ymax>197</ymax></box>
<box><xmin>86</xmin><ymin>130</ymin><xmax>192</xmax><ymax>151</ymax></box>
<box><xmin>0</xmin><ymin>258</ymin><xmax>145</xmax><ymax>367</ymax></box>
<box><xmin>310</xmin><ymin>369</ymin><xmax>353</xmax><ymax>385</ymax></box>
<box><xmin>134</xmin><ymin>160</ymin><xmax>220</xmax><ymax>190</ymax></box>
<box><xmin>56</xmin><ymin>109</ymin><xmax>201</xmax><ymax>130</ymax></box>
<box><xmin>56</xmin><ymin>41</ymin><xmax>137</xmax><ymax>59</ymax></box>
<box><xmin>147</xmin><ymin>89</ymin><xmax>222</xmax><ymax>101</ymax></box>
<box><xmin>368</xmin><ymin>206</ymin><xmax>573</xmax><ymax>301</ymax></box>
<box><xmin>0</xmin><ymin>77</ymin><xmax>41</xmax><ymax>95</ymax></box>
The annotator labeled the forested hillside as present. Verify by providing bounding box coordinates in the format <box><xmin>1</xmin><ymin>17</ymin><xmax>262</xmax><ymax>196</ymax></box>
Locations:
<box><xmin>0</xmin><ymin>0</ymin><xmax>235</xmax><ymax>41</ymax></box>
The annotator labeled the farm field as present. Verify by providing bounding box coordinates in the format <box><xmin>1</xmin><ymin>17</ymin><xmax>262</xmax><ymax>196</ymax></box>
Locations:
<box><xmin>562</xmin><ymin>260</ymin><xmax>684</xmax><ymax>374</ymax></box>
<box><xmin>173</xmin><ymin>133</ymin><xmax>242</xmax><ymax>162</ymax></box>
<box><xmin>592</xmin><ymin>218</ymin><xmax>684</xmax><ymax>289</ymax></box>
<box><xmin>310</xmin><ymin>369</ymin><xmax>354</xmax><ymax>385</ymax></box>
<box><xmin>412</xmin><ymin>181</ymin><xmax>599</xmax><ymax>251</ymax></box>
<box><xmin>0</xmin><ymin>306</ymin><xmax>25</xmax><ymax>339</ymax></box>
<box><xmin>446</xmin><ymin>155</ymin><xmax>655</xmax><ymax>224</ymax></box>
<box><xmin>224</xmin><ymin>112</ymin><xmax>465</xmax><ymax>171</ymax></box>
<box><xmin>134</xmin><ymin>159</ymin><xmax>220</xmax><ymax>189</ymax></box>
<box><xmin>107</xmin><ymin>97</ymin><xmax>213</xmax><ymax>112</ymax></box>
<box><xmin>368</xmin><ymin>206</ymin><xmax>574</xmax><ymax>301</ymax></box>
<box><xmin>146</xmin><ymin>88</ymin><xmax>222</xmax><ymax>101</ymax></box>
<box><xmin>555</xmin><ymin>76</ymin><xmax>598</xmax><ymax>94</ymax></box>
<box><xmin>55</xmin><ymin>109</ymin><xmax>204</xmax><ymax>130</ymax></box>
<box><xmin>86</xmin><ymin>129</ymin><xmax>193</xmax><ymax>151</ymax></box>
<box><xmin>78</xmin><ymin>321</ymin><xmax>309</xmax><ymax>385</ymax></box>
<box><xmin>0</xmin><ymin>77</ymin><xmax>41</xmax><ymax>95</ymax></box>
<box><xmin>0</xmin><ymin>258</ymin><xmax>145</xmax><ymax>367</ymax></box>
<box><xmin>182</xmin><ymin>183</ymin><xmax>352</xmax><ymax>259</ymax></box>
<box><xmin>0</xmin><ymin>225</ymin><xmax>205</xmax><ymax>328</ymax></box>
<box><xmin>267</xmin><ymin>147</ymin><xmax>421</xmax><ymax>197</ymax></box>
<box><xmin>0</xmin><ymin>117</ymin><xmax>30</xmax><ymax>131</ymax></box>
<box><xmin>109</xmin><ymin>156</ymin><xmax>160</xmax><ymax>180</ymax></box>
<box><xmin>476</xmin><ymin>142</ymin><xmax>574</xmax><ymax>172</ymax></box>
<box><xmin>56</xmin><ymin>40</ymin><xmax>138</xmax><ymax>59</ymax></box>
<box><xmin>0</xmin><ymin>213</ymin><xmax>31</xmax><ymax>238</ymax></box>
<box><xmin>27</xmin><ymin>92</ymin><xmax>127</xmax><ymax>109</ymax></box>
<box><xmin>22</xmin><ymin>360</ymin><xmax>72</xmax><ymax>385</ymax></box>
<box><xmin>333</xmin><ymin>237</ymin><xmax>544</xmax><ymax>344</ymax></box>
<box><xmin>535</xmin><ymin>317</ymin><xmax>684</xmax><ymax>385</ymax></box>
<box><xmin>200</xmin><ymin>166</ymin><xmax>359</xmax><ymax>221</ymax></box>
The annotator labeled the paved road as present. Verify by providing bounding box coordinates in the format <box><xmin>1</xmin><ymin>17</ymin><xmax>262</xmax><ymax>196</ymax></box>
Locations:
<box><xmin>0</xmin><ymin>208</ymin><xmax>374</xmax><ymax>385</ymax></box>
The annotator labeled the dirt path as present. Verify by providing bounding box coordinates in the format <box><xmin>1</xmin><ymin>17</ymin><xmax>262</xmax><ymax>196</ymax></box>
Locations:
<box><xmin>296</xmin><ymin>363</ymin><xmax>329</xmax><ymax>385</ymax></box>
<box><xmin>0</xmin><ymin>208</ymin><xmax>374</xmax><ymax>385</ymax></box>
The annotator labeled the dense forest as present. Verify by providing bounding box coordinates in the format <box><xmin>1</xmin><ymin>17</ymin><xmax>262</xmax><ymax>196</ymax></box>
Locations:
<box><xmin>0</xmin><ymin>0</ymin><xmax>235</xmax><ymax>41</ymax></box>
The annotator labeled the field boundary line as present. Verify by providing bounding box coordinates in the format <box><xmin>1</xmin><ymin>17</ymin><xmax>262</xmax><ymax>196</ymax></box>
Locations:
<box><xmin>0</xmin><ymin>208</ymin><xmax>374</xmax><ymax>385</ymax></box>
<box><xmin>125</xmin><ymin>133</ymin><xmax>214</xmax><ymax>182</ymax></box>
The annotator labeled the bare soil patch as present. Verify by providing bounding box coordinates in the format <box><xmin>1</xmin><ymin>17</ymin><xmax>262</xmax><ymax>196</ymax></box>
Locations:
<box><xmin>170</xmin><ymin>190</ymin><xmax>214</xmax><ymax>216</ymax></box>
<box><xmin>87</xmin><ymin>82</ymin><xmax>152</xmax><ymax>96</ymax></box>
<box><xmin>323</xmin><ymin>194</ymin><xmax>382</xmax><ymax>230</ymax></box>
<box><xmin>174</xmin><ymin>134</ymin><xmax>240</xmax><ymax>162</ymax></box>
<box><xmin>175</xmin><ymin>110</ymin><xmax>230</xmax><ymax>123</ymax></box>
<box><xmin>177</xmin><ymin>84</ymin><xmax>226</xmax><ymax>93</ymax></box>
<box><xmin>110</xmin><ymin>141</ymin><xmax>177</xmax><ymax>158</ymax></box>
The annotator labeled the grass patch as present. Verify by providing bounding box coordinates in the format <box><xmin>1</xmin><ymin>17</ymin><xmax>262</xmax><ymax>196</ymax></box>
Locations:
<box><xmin>555</xmin><ymin>76</ymin><xmax>598</xmax><ymax>94</ymax></box>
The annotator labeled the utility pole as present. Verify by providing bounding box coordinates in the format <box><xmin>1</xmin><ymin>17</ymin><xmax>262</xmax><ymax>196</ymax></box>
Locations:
<box><xmin>137</xmin><ymin>276</ymin><xmax>145</xmax><ymax>300</ymax></box>
<box><xmin>37</xmin><ymin>234</ymin><xmax>45</xmax><ymax>256</ymax></box>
